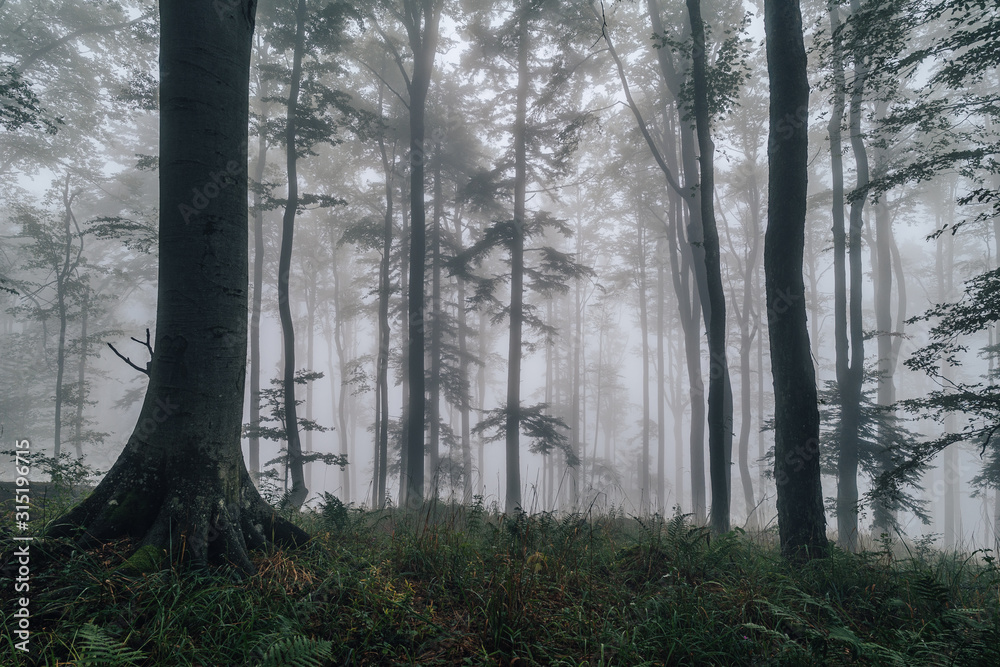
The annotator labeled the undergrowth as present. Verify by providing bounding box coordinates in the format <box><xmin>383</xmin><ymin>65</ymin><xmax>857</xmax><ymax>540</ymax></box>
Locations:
<box><xmin>1</xmin><ymin>496</ymin><xmax>998</xmax><ymax>666</ymax></box>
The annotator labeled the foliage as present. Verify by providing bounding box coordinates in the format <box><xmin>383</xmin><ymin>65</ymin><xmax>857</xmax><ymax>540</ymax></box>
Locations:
<box><xmin>2</xmin><ymin>501</ymin><xmax>997</xmax><ymax>666</ymax></box>
<box><xmin>815</xmin><ymin>376</ymin><xmax>929</xmax><ymax>525</ymax></box>
<box><xmin>473</xmin><ymin>402</ymin><xmax>578</xmax><ymax>466</ymax></box>
<box><xmin>880</xmin><ymin>269</ymin><xmax>1000</xmax><ymax>498</ymax></box>
<box><xmin>0</xmin><ymin>64</ymin><xmax>62</xmax><ymax>134</ymax></box>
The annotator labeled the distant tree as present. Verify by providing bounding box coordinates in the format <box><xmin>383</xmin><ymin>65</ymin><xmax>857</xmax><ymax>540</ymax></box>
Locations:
<box><xmin>462</xmin><ymin>0</ymin><xmax>593</xmax><ymax>512</ymax></box>
<box><xmin>49</xmin><ymin>0</ymin><xmax>308</xmax><ymax>573</ymax></box>
<box><xmin>366</xmin><ymin>0</ymin><xmax>445</xmax><ymax>509</ymax></box>
<box><xmin>260</xmin><ymin>0</ymin><xmax>357</xmax><ymax>508</ymax></box>
<box><xmin>764</xmin><ymin>0</ymin><xmax>829</xmax><ymax>559</ymax></box>
<box><xmin>243</xmin><ymin>370</ymin><xmax>347</xmax><ymax>501</ymax></box>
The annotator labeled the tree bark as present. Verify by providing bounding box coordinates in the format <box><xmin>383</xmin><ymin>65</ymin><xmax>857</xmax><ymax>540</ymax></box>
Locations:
<box><xmin>429</xmin><ymin>141</ymin><xmax>443</xmax><ymax>496</ymax></box>
<box><xmin>453</xmin><ymin>202</ymin><xmax>473</xmax><ymax>502</ymax></box>
<box><xmin>636</xmin><ymin>218</ymin><xmax>651</xmax><ymax>512</ymax></box>
<box><xmin>49</xmin><ymin>0</ymin><xmax>307</xmax><ymax>573</ymax></box>
<box><xmin>687</xmin><ymin>0</ymin><xmax>732</xmax><ymax>535</ymax></box>
<box><xmin>764</xmin><ymin>0</ymin><xmax>828</xmax><ymax>559</ymax></box>
<box><xmin>277</xmin><ymin>0</ymin><xmax>308</xmax><ymax>509</ymax></box>
<box><xmin>249</xmin><ymin>38</ymin><xmax>270</xmax><ymax>483</ymax></box>
<box><xmin>73</xmin><ymin>289</ymin><xmax>89</xmax><ymax>459</ymax></box>
<box><xmin>656</xmin><ymin>233</ymin><xmax>667</xmax><ymax>513</ymax></box>
<box><xmin>401</xmin><ymin>0</ymin><xmax>443</xmax><ymax>510</ymax></box>
<box><xmin>55</xmin><ymin>174</ymin><xmax>80</xmax><ymax>458</ymax></box>
<box><xmin>374</xmin><ymin>120</ymin><xmax>395</xmax><ymax>508</ymax></box>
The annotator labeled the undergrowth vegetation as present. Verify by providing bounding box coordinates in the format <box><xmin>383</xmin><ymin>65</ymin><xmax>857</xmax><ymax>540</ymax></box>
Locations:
<box><xmin>1</xmin><ymin>494</ymin><xmax>998</xmax><ymax>665</ymax></box>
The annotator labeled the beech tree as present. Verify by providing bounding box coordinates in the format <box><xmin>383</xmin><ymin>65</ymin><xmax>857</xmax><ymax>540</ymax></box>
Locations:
<box><xmin>49</xmin><ymin>0</ymin><xmax>307</xmax><ymax>573</ymax></box>
<box><xmin>764</xmin><ymin>0</ymin><xmax>828</xmax><ymax>559</ymax></box>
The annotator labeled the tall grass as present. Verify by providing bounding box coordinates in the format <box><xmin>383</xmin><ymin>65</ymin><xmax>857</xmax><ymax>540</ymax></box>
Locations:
<box><xmin>2</xmin><ymin>497</ymin><xmax>997</xmax><ymax>665</ymax></box>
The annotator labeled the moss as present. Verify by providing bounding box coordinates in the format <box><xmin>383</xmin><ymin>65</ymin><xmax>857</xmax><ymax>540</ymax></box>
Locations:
<box><xmin>119</xmin><ymin>544</ymin><xmax>167</xmax><ymax>575</ymax></box>
<box><xmin>104</xmin><ymin>490</ymin><xmax>148</xmax><ymax>529</ymax></box>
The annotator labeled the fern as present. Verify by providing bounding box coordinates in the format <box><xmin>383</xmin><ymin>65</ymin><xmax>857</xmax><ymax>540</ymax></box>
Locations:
<box><xmin>75</xmin><ymin>623</ymin><xmax>146</xmax><ymax>667</ymax></box>
<box><xmin>256</xmin><ymin>635</ymin><xmax>333</xmax><ymax>667</ymax></box>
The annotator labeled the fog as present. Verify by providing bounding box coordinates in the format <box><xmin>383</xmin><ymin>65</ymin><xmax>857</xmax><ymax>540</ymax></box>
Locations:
<box><xmin>1</xmin><ymin>0</ymin><xmax>998</xmax><ymax>555</ymax></box>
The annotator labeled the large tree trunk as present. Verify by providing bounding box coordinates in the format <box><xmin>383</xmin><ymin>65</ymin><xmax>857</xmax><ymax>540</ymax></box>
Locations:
<box><xmin>764</xmin><ymin>0</ymin><xmax>828</xmax><ymax>560</ymax></box>
<box><xmin>277</xmin><ymin>0</ymin><xmax>308</xmax><ymax>509</ymax></box>
<box><xmin>505</xmin><ymin>4</ymin><xmax>529</xmax><ymax>513</ymax></box>
<box><xmin>49</xmin><ymin>0</ymin><xmax>307</xmax><ymax>573</ymax></box>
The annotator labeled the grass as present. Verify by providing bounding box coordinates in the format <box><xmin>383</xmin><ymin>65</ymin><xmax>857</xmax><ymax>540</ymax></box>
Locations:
<box><xmin>1</xmin><ymin>493</ymin><xmax>998</xmax><ymax>666</ymax></box>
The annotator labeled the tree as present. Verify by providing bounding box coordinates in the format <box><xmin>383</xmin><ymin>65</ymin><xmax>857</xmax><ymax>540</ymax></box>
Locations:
<box><xmin>685</xmin><ymin>0</ymin><xmax>735</xmax><ymax>535</ymax></box>
<box><xmin>49</xmin><ymin>0</ymin><xmax>307</xmax><ymax>574</ymax></box>
<box><xmin>764</xmin><ymin>0</ymin><xmax>828</xmax><ymax>559</ymax></box>
<box><xmin>825</xmin><ymin>0</ymin><xmax>866</xmax><ymax>551</ymax></box>
<box><xmin>276</xmin><ymin>0</ymin><xmax>310</xmax><ymax>510</ymax></box>
<box><xmin>368</xmin><ymin>0</ymin><xmax>444</xmax><ymax>508</ymax></box>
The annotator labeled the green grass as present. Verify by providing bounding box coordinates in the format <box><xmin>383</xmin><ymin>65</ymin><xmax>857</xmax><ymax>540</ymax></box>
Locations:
<box><xmin>2</xmin><ymin>496</ymin><xmax>998</xmax><ymax>666</ymax></box>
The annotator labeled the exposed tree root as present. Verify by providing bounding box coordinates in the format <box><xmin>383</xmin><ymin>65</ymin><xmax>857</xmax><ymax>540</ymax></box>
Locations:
<box><xmin>47</xmin><ymin>442</ymin><xmax>309</xmax><ymax>576</ymax></box>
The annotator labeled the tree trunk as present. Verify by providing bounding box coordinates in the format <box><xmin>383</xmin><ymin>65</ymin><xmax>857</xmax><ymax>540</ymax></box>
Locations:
<box><xmin>54</xmin><ymin>174</ymin><xmax>76</xmax><ymax>458</ymax></box>
<box><xmin>249</xmin><ymin>39</ymin><xmax>270</xmax><ymax>483</ymax></box>
<box><xmin>656</xmin><ymin>233</ymin><xmax>667</xmax><ymax>513</ymax></box>
<box><xmin>374</xmin><ymin>125</ymin><xmax>394</xmax><ymax>508</ymax></box>
<box><xmin>73</xmin><ymin>289</ymin><xmax>89</xmax><ymax>459</ymax></box>
<box><xmin>636</xmin><ymin>218</ymin><xmax>651</xmax><ymax>513</ymax></box>
<box><xmin>737</xmin><ymin>163</ymin><xmax>762</xmax><ymax>527</ymax></box>
<box><xmin>505</xmin><ymin>4</ymin><xmax>529</xmax><ymax>513</ymax></box>
<box><xmin>330</xmin><ymin>255</ymin><xmax>351</xmax><ymax>502</ymax></box>
<box><xmin>401</xmin><ymin>0</ymin><xmax>442</xmax><ymax>510</ymax></box>
<box><xmin>398</xmin><ymin>171</ymin><xmax>411</xmax><ymax>506</ymax></box>
<box><xmin>453</xmin><ymin>203</ymin><xmax>473</xmax><ymax>503</ymax></box>
<box><xmin>277</xmin><ymin>0</ymin><xmax>308</xmax><ymax>509</ymax></box>
<box><xmin>687</xmin><ymin>0</ymin><xmax>732</xmax><ymax>535</ymax></box>
<box><xmin>49</xmin><ymin>0</ymin><xmax>307</xmax><ymax>573</ymax></box>
<box><xmin>828</xmin><ymin>0</ymin><xmax>867</xmax><ymax>550</ymax></box>
<box><xmin>429</xmin><ymin>142</ymin><xmax>443</xmax><ymax>496</ymax></box>
<box><xmin>477</xmin><ymin>309</ymin><xmax>488</xmax><ymax>494</ymax></box>
<box><xmin>764</xmin><ymin>0</ymin><xmax>828</xmax><ymax>559</ymax></box>
<box><xmin>304</xmin><ymin>271</ymin><xmax>316</xmax><ymax>492</ymax></box>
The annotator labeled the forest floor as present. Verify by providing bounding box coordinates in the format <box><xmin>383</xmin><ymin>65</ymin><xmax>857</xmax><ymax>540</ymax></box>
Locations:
<box><xmin>1</xmin><ymin>492</ymin><xmax>998</xmax><ymax>666</ymax></box>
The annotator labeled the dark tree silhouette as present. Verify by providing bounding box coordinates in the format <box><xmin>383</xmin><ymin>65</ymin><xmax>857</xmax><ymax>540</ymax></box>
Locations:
<box><xmin>49</xmin><ymin>0</ymin><xmax>307</xmax><ymax>574</ymax></box>
<box><xmin>764</xmin><ymin>0</ymin><xmax>828</xmax><ymax>559</ymax></box>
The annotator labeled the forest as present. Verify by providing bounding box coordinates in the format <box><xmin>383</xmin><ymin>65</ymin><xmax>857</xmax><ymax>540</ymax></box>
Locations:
<box><xmin>1</xmin><ymin>0</ymin><xmax>998</xmax><ymax>664</ymax></box>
